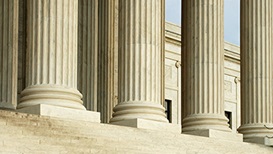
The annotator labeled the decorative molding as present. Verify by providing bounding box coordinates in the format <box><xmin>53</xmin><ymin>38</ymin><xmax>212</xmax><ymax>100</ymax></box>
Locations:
<box><xmin>234</xmin><ymin>77</ymin><xmax>240</xmax><ymax>84</ymax></box>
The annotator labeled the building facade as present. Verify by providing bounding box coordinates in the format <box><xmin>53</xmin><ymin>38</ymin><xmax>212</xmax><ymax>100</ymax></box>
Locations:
<box><xmin>0</xmin><ymin>0</ymin><xmax>273</xmax><ymax>151</ymax></box>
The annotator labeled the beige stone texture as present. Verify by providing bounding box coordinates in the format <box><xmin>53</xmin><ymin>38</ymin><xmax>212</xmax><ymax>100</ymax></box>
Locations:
<box><xmin>17</xmin><ymin>0</ymin><xmax>27</xmax><ymax>103</ymax></box>
<box><xmin>77</xmin><ymin>0</ymin><xmax>98</xmax><ymax>111</ymax></box>
<box><xmin>182</xmin><ymin>0</ymin><xmax>231</xmax><ymax>133</ymax></box>
<box><xmin>224</xmin><ymin>42</ymin><xmax>241</xmax><ymax>133</ymax></box>
<box><xmin>183</xmin><ymin>129</ymin><xmax>243</xmax><ymax>142</ymax></box>
<box><xmin>239</xmin><ymin>0</ymin><xmax>273</xmax><ymax>144</ymax></box>
<box><xmin>18</xmin><ymin>0</ymin><xmax>85</xmax><ymax>110</ymax></box>
<box><xmin>97</xmin><ymin>0</ymin><xmax>119</xmax><ymax>123</ymax></box>
<box><xmin>18</xmin><ymin>104</ymin><xmax>100</xmax><ymax>123</ymax></box>
<box><xmin>165</xmin><ymin>22</ymin><xmax>182</xmax><ymax>124</ymax></box>
<box><xmin>1</xmin><ymin>110</ymin><xmax>272</xmax><ymax>153</ymax></box>
<box><xmin>165</xmin><ymin>23</ymin><xmax>242</xmax><ymax>135</ymax></box>
<box><xmin>110</xmin><ymin>0</ymin><xmax>169</xmax><ymax>124</ymax></box>
<box><xmin>111</xmin><ymin>118</ymin><xmax>181</xmax><ymax>133</ymax></box>
<box><xmin>0</xmin><ymin>0</ymin><xmax>18</xmax><ymax>110</ymax></box>
<box><xmin>1</xmin><ymin>0</ymin><xmax>272</xmax><ymax>151</ymax></box>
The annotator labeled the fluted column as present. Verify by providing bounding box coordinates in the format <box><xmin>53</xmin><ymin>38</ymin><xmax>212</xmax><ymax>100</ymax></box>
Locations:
<box><xmin>98</xmin><ymin>0</ymin><xmax>119</xmax><ymax>123</ymax></box>
<box><xmin>239</xmin><ymin>0</ymin><xmax>273</xmax><ymax>142</ymax></box>
<box><xmin>0</xmin><ymin>0</ymin><xmax>18</xmax><ymax>109</ymax></box>
<box><xmin>182</xmin><ymin>0</ymin><xmax>230</xmax><ymax>132</ymax></box>
<box><xmin>18</xmin><ymin>0</ymin><xmax>27</xmax><ymax>102</ymax></box>
<box><xmin>78</xmin><ymin>0</ymin><xmax>98</xmax><ymax>111</ymax></box>
<box><xmin>110</xmin><ymin>0</ymin><xmax>168</xmax><ymax>123</ymax></box>
<box><xmin>18</xmin><ymin>0</ymin><xmax>85</xmax><ymax>110</ymax></box>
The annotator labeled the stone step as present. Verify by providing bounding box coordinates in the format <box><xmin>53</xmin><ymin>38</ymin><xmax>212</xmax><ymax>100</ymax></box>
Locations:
<box><xmin>1</xmin><ymin>110</ymin><xmax>273</xmax><ymax>153</ymax></box>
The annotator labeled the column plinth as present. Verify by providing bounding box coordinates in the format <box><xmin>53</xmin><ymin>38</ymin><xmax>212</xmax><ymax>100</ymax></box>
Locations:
<box><xmin>239</xmin><ymin>0</ymin><xmax>273</xmax><ymax>145</ymax></box>
<box><xmin>182</xmin><ymin>1</ymin><xmax>241</xmax><ymax>140</ymax></box>
<box><xmin>110</xmin><ymin>0</ymin><xmax>180</xmax><ymax>132</ymax></box>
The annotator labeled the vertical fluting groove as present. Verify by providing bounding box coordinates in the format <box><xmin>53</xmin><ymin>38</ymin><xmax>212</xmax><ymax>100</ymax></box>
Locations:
<box><xmin>36</xmin><ymin>0</ymin><xmax>40</xmax><ymax>84</ymax></box>
<box><xmin>6</xmin><ymin>0</ymin><xmax>9</xmax><ymax>101</ymax></box>
<box><xmin>144</xmin><ymin>0</ymin><xmax>147</xmax><ymax>101</ymax></box>
<box><xmin>61</xmin><ymin>0</ymin><xmax>64</xmax><ymax>85</ymax></box>
<box><xmin>31</xmin><ymin>0</ymin><xmax>35</xmax><ymax>85</ymax></box>
<box><xmin>139</xmin><ymin>0</ymin><xmax>142</xmax><ymax>101</ymax></box>
<box><xmin>0</xmin><ymin>0</ymin><xmax>18</xmax><ymax>109</ymax></box>
<box><xmin>0</xmin><ymin>1</ymin><xmax>3</xmax><ymax>102</ymax></box>
<box><xmin>48</xmin><ymin>0</ymin><xmax>51</xmax><ymax>85</ymax></box>
<box><xmin>66</xmin><ymin>0</ymin><xmax>70</xmax><ymax>86</ymax></box>
<box><xmin>41</xmin><ymin>0</ymin><xmax>45</xmax><ymax>84</ymax></box>
<box><xmin>18</xmin><ymin>0</ymin><xmax>84</xmax><ymax>110</ymax></box>
<box><xmin>54</xmin><ymin>0</ymin><xmax>58</xmax><ymax>84</ymax></box>
<box><xmin>239</xmin><ymin>0</ymin><xmax>273</xmax><ymax>139</ymax></box>
<box><xmin>0</xmin><ymin>1</ymin><xmax>2</xmax><ymax>101</ymax></box>
<box><xmin>182</xmin><ymin>0</ymin><xmax>230</xmax><ymax>132</ymax></box>
<box><xmin>77</xmin><ymin>0</ymin><xmax>98</xmax><ymax>111</ymax></box>
<box><xmin>110</xmin><ymin>0</ymin><xmax>167</xmax><ymax>123</ymax></box>
<box><xmin>6</xmin><ymin>0</ymin><xmax>10</xmax><ymax>101</ymax></box>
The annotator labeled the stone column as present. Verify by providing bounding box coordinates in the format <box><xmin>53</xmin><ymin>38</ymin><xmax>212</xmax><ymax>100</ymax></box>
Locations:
<box><xmin>239</xmin><ymin>0</ymin><xmax>273</xmax><ymax>144</ymax></box>
<box><xmin>182</xmin><ymin>0</ymin><xmax>233</xmax><ymax>135</ymax></box>
<box><xmin>110</xmin><ymin>0</ymin><xmax>179</xmax><ymax>131</ymax></box>
<box><xmin>17</xmin><ymin>0</ymin><xmax>27</xmax><ymax>103</ymax></box>
<box><xmin>97</xmin><ymin>0</ymin><xmax>119</xmax><ymax>123</ymax></box>
<box><xmin>18</xmin><ymin>0</ymin><xmax>85</xmax><ymax>110</ymax></box>
<box><xmin>78</xmin><ymin>0</ymin><xmax>98</xmax><ymax>111</ymax></box>
<box><xmin>0</xmin><ymin>0</ymin><xmax>18</xmax><ymax>110</ymax></box>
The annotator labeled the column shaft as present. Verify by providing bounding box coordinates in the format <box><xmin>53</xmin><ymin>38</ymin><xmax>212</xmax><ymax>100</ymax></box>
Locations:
<box><xmin>18</xmin><ymin>0</ymin><xmax>27</xmax><ymax>102</ymax></box>
<box><xmin>239</xmin><ymin>0</ymin><xmax>273</xmax><ymax>140</ymax></box>
<box><xmin>0</xmin><ymin>0</ymin><xmax>18</xmax><ymax>109</ymax></box>
<box><xmin>182</xmin><ymin>0</ymin><xmax>230</xmax><ymax>132</ymax></box>
<box><xmin>97</xmin><ymin>0</ymin><xmax>119</xmax><ymax>123</ymax></box>
<box><xmin>110</xmin><ymin>0</ymin><xmax>168</xmax><ymax>123</ymax></box>
<box><xmin>18</xmin><ymin>0</ymin><xmax>85</xmax><ymax>110</ymax></box>
<box><xmin>78</xmin><ymin>0</ymin><xmax>98</xmax><ymax>111</ymax></box>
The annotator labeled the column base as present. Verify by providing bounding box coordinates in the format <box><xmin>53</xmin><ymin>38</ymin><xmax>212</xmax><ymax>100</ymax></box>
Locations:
<box><xmin>18</xmin><ymin>85</ymin><xmax>86</xmax><ymax>110</ymax></box>
<box><xmin>183</xmin><ymin>129</ymin><xmax>243</xmax><ymax>142</ymax></box>
<box><xmin>182</xmin><ymin>114</ymin><xmax>231</xmax><ymax>132</ymax></box>
<box><xmin>110</xmin><ymin>102</ymin><xmax>169</xmax><ymax>123</ymax></box>
<box><xmin>17</xmin><ymin>104</ymin><xmax>100</xmax><ymax>123</ymax></box>
<box><xmin>111</xmin><ymin>118</ymin><xmax>181</xmax><ymax>133</ymax></box>
<box><xmin>238</xmin><ymin>123</ymin><xmax>273</xmax><ymax>146</ymax></box>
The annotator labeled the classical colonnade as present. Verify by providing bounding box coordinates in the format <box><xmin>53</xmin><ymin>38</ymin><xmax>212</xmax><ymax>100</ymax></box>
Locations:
<box><xmin>0</xmin><ymin>0</ymin><xmax>272</xmax><ymax>144</ymax></box>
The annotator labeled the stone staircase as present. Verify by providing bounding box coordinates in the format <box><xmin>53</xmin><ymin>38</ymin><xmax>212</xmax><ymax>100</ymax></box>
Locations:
<box><xmin>0</xmin><ymin>110</ymin><xmax>272</xmax><ymax>154</ymax></box>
